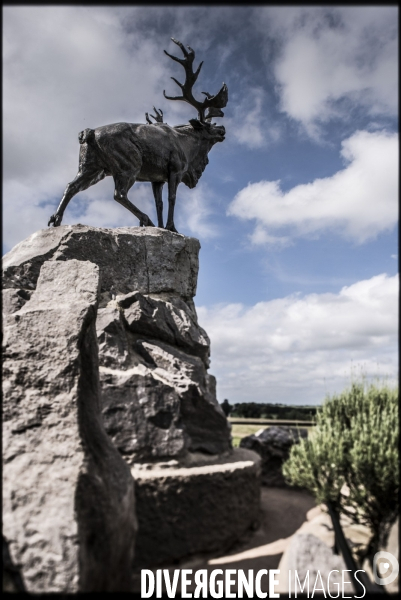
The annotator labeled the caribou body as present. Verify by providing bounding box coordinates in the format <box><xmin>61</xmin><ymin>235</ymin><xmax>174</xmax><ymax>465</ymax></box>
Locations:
<box><xmin>48</xmin><ymin>39</ymin><xmax>228</xmax><ymax>233</ymax></box>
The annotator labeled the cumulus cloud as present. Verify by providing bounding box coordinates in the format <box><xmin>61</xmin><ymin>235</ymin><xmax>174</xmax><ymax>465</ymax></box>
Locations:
<box><xmin>3</xmin><ymin>6</ymin><xmax>165</xmax><ymax>182</ymax></box>
<box><xmin>228</xmin><ymin>130</ymin><xmax>398</xmax><ymax>245</ymax></box>
<box><xmin>2</xmin><ymin>177</ymin><xmax>156</xmax><ymax>252</ymax></box>
<box><xmin>175</xmin><ymin>183</ymin><xmax>220</xmax><ymax>240</ymax></box>
<box><xmin>2</xmin><ymin>181</ymin><xmax>59</xmax><ymax>252</ymax></box>
<box><xmin>197</xmin><ymin>273</ymin><xmax>398</xmax><ymax>405</ymax></box>
<box><xmin>63</xmin><ymin>181</ymin><xmax>156</xmax><ymax>229</ymax></box>
<box><xmin>226</xmin><ymin>88</ymin><xmax>280</xmax><ymax>149</ymax></box>
<box><xmin>254</xmin><ymin>6</ymin><xmax>398</xmax><ymax>136</ymax></box>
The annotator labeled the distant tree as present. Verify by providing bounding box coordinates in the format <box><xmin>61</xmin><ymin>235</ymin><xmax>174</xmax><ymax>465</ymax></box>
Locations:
<box><xmin>220</xmin><ymin>399</ymin><xmax>232</xmax><ymax>417</ymax></box>
<box><xmin>283</xmin><ymin>380</ymin><xmax>399</xmax><ymax>568</ymax></box>
<box><xmin>236</xmin><ymin>402</ymin><xmax>263</xmax><ymax>418</ymax></box>
<box><xmin>231</xmin><ymin>402</ymin><xmax>317</xmax><ymax>420</ymax></box>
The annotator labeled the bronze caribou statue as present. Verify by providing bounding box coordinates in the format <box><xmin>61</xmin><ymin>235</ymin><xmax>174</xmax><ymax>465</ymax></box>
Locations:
<box><xmin>48</xmin><ymin>38</ymin><xmax>228</xmax><ymax>233</ymax></box>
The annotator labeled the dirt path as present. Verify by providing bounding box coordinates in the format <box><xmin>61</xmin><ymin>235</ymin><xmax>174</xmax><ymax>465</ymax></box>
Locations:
<box><xmin>207</xmin><ymin>487</ymin><xmax>316</xmax><ymax>569</ymax></box>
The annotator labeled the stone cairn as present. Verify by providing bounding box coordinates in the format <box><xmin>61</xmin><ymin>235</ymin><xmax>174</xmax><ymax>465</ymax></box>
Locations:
<box><xmin>2</xmin><ymin>225</ymin><xmax>260</xmax><ymax>592</ymax></box>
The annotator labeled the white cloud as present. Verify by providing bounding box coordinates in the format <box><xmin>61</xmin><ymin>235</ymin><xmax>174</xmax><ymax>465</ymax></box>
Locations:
<box><xmin>228</xmin><ymin>130</ymin><xmax>398</xmax><ymax>244</ymax></box>
<box><xmin>254</xmin><ymin>6</ymin><xmax>398</xmax><ymax>136</ymax></box>
<box><xmin>63</xmin><ymin>181</ymin><xmax>156</xmax><ymax>229</ymax></box>
<box><xmin>2</xmin><ymin>181</ymin><xmax>58</xmax><ymax>251</ymax></box>
<box><xmin>3</xmin><ymin>6</ymin><xmax>165</xmax><ymax>184</ymax></box>
<box><xmin>250</xmin><ymin>226</ymin><xmax>292</xmax><ymax>248</ymax></box>
<box><xmin>197</xmin><ymin>273</ymin><xmax>398</xmax><ymax>405</ymax></box>
<box><xmin>2</xmin><ymin>177</ymin><xmax>156</xmax><ymax>251</ymax></box>
<box><xmin>226</xmin><ymin>88</ymin><xmax>278</xmax><ymax>149</ymax></box>
<box><xmin>176</xmin><ymin>184</ymin><xmax>220</xmax><ymax>240</ymax></box>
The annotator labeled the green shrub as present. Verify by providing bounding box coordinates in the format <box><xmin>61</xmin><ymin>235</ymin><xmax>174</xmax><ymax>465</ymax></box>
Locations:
<box><xmin>282</xmin><ymin>380</ymin><xmax>399</xmax><ymax>566</ymax></box>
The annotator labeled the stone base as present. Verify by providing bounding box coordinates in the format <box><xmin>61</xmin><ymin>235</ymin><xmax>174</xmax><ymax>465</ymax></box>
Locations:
<box><xmin>132</xmin><ymin>448</ymin><xmax>261</xmax><ymax>568</ymax></box>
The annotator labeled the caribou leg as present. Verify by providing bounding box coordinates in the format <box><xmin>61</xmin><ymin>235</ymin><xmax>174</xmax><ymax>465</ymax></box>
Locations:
<box><xmin>48</xmin><ymin>168</ymin><xmax>106</xmax><ymax>227</ymax></box>
<box><xmin>165</xmin><ymin>172</ymin><xmax>180</xmax><ymax>233</ymax></box>
<box><xmin>114</xmin><ymin>172</ymin><xmax>155</xmax><ymax>227</ymax></box>
<box><xmin>152</xmin><ymin>182</ymin><xmax>164</xmax><ymax>228</ymax></box>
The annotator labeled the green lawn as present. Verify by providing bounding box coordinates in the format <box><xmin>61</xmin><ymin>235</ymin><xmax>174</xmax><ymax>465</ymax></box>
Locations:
<box><xmin>231</xmin><ymin>423</ymin><xmax>265</xmax><ymax>447</ymax></box>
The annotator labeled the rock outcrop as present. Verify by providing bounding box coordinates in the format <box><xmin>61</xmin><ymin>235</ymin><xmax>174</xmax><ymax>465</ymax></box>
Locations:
<box><xmin>3</xmin><ymin>225</ymin><xmax>250</xmax><ymax>587</ymax></box>
<box><xmin>2</xmin><ymin>259</ymin><xmax>136</xmax><ymax>593</ymax></box>
<box><xmin>2</xmin><ymin>224</ymin><xmax>199</xmax><ymax>299</ymax></box>
<box><xmin>3</xmin><ymin>225</ymin><xmax>232</xmax><ymax>462</ymax></box>
<box><xmin>240</xmin><ymin>426</ymin><xmax>308</xmax><ymax>487</ymax></box>
<box><xmin>98</xmin><ymin>291</ymin><xmax>227</xmax><ymax>461</ymax></box>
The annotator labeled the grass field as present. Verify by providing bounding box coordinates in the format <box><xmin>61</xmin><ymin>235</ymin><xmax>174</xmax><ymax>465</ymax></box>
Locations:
<box><xmin>231</xmin><ymin>424</ymin><xmax>264</xmax><ymax>447</ymax></box>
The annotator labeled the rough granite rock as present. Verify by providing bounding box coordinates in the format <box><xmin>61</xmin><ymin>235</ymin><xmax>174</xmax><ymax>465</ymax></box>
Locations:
<box><xmin>100</xmin><ymin>334</ymin><xmax>228</xmax><ymax>461</ymax></box>
<box><xmin>277</xmin><ymin>507</ymin><xmax>353</xmax><ymax>595</ymax></box>
<box><xmin>285</xmin><ymin>534</ymin><xmax>352</xmax><ymax>593</ymax></box>
<box><xmin>121</xmin><ymin>292</ymin><xmax>210</xmax><ymax>365</ymax></box>
<box><xmin>240</xmin><ymin>426</ymin><xmax>308</xmax><ymax>487</ymax></box>
<box><xmin>96</xmin><ymin>286</ymin><xmax>230</xmax><ymax>460</ymax></box>
<box><xmin>2</xmin><ymin>224</ymin><xmax>200</xmax><ymax>299</ymax></box>
<box><xmin>2</xmin><ymin>226</ymin><xmax>245</xmax><ymax>587</ymax></box>
<box><xmin>2</xmin><ymin>260</ymin><xmax>136</xmax><ymax>593</ymax></box>
<box><xmin>2</xmin><ymin>288</ymin><xmax>32</xmax><ymax>315</ymax></box>
<box><xmin>3</xmin><ymin>225</ymin><xmax>231</xmax><ymax>461</ymax></box>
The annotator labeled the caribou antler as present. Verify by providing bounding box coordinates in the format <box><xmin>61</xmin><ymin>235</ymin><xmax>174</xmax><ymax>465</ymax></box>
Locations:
<box><xmin>202</xmin><ymin>93</ymin><xmax>225</xmax><ymax>121</ymax></box>
<box><xmin>146</xmin><ymin>107</ymin><xmax>164</xmax><ymax>124</ymax></box>
<box><xmin>163</xmin><ymin>38</ymin><xmax>228</xmax><ymax>123</ymax></box>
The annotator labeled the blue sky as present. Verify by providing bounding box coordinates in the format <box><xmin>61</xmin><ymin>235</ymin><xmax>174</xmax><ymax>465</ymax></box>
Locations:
<box><xmin>3</xmin><ymin>6</ymin><xmax>398</xmax><ymax>405</ymax></box>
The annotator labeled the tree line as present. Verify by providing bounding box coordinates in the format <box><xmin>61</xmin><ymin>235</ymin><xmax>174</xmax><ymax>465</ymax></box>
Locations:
<box><xmin>220</xmin><ymin>399</ymin><xmax>317</xmax><ymax>421</ymax></box>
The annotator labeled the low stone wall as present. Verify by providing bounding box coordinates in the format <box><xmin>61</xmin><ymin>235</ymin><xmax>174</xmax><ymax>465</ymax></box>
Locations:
<box><xmin>132</xmin><ymin>448</ymin><xmax>261</xmax><ymax>567</ymax></box>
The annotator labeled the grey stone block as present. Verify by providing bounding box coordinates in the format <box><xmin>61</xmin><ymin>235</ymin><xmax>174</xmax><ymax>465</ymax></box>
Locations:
<box><xmin>2</xmin><ymin>224</ymin><xmax>200</xmax><ymax>299</ymax></box>
<box><xmin>2</xmin><ymin>260</ymin><xmax>136</xmax><ymax>593</ymax></box>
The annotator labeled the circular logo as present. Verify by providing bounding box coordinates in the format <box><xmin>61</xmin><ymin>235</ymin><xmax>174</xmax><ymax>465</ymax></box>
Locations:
<box><xmin>373</xmin><ymin>551</ymin><xmax>399</xmax><ymax>586</ymax></box>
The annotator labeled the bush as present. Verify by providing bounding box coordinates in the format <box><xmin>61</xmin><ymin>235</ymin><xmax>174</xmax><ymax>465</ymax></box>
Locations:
<box><xmin>282</xmin><ymin>380</ymin><xmax>399</xmax><ymax>566</ymax></box>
